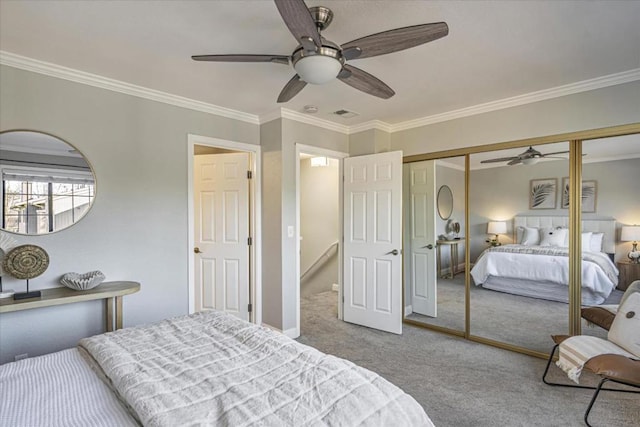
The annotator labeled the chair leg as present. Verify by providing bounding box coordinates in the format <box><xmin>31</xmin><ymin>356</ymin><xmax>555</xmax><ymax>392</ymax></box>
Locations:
<box><xmin>584</xmin><ymin>378</ymin><xmax>608</xmax><ymax>427</ymax></box>
<box><xmin>542</xmin><ymin>344</ymin><xmax>560</xmax><ymax>385</ymax></box>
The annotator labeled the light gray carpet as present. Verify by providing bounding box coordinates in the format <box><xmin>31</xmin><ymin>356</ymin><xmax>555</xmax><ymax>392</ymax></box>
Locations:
<box><xmin>298</xmin><ymin>291</ymin><xmax>639</xmax><ymax>427</ymax></box>
<box><xmin>407</xmin><ymin>277</ymin><xmax>620</xmax><ymax>353</ymax></box>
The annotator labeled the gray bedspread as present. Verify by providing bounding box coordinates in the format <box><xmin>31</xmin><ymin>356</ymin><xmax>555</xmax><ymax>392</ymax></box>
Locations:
<box><xmin>79</xmin><ymin>310</ymin><xmax>433</xmax><ymax>427</ymax></box>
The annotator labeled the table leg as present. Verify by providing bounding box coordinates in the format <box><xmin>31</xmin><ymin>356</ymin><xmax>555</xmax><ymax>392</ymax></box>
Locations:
<box><xmin>115</xmin><ymin>296</ymin><xmax>123</xmax><ymax>329</ymax></box>
<box><xmin>452</xmin><ymin>243</ymin><xmax>458</xmax><ymax>277</ymax></box>
<box><xmin>447</xmin><ymin>244</ymin><xmax>454</xmax><ymax>279</ymax></box>
<box><xmin>106</xmin><ymin>298</ymin><xmax>114</xmax><ymax>332</ymax></box>
<box><xmin>436</xmin><ymin>244</ymin><xmax>442</xmax><ymax>278</ymax></box>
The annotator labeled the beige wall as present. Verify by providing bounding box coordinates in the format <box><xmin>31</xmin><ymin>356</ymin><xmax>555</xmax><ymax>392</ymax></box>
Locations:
<box><xmin>300</xmin><ymin>157</ymin><xmax>339</xmax><ymax>297</ymax></box>
<box><xmin>392</xmin><ymin>81</ymin><xmax>640</xmax><ymax>155</ymax></box>
<box><xmin>0</xmin><ymin>65</ymin><xmax>259</xmax><ymax>364</ymax></box>
<box><xmin>349</xmin><ymin>128</ymin><xmax>391</xmax><ymax>156</ymax></box>
<box><xmin>260</xmin><ymin>118</ymin><xmax>348</xmax><ymax>333</ymax></box>
<box><xmin>259</xmin><ymin>119</ymin><xmax>283</xmax><ymax>329</ymax></box>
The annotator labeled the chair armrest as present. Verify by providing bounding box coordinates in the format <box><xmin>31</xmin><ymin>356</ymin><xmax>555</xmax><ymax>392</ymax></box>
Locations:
<box><xmin>581</xmin><ymin>307</ymin><xmax>615</xmax><ymax>331</ymax></box>
<box><xmin>585</xmin><ymin>354</ymin><xmax>640</xmax><ymax>387</ymax></box>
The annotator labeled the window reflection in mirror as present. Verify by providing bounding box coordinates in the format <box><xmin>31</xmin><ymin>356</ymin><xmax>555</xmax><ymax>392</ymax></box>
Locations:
<box><xmin>469</xmin><ymin>142</ymin><xmax>570</xmax><ymax>353</ymax></box>
<box><xmin>0</xmin><ymin>131</ymin><xmax>95</xmax><ymax>235</ymax></box>
<box><xmin>403</xmin><ymin>156</ymin><xmax>466</xmax><ymax>333</ymax></box>
<box><xmin>580</xmin><ymin>134</ymin><xmax>640</xmax><ymax>341</ymax></box>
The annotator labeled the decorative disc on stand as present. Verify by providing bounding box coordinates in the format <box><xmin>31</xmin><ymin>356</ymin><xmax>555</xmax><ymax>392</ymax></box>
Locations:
<box><xmin>3</xmin><ymin>244</ymin><xmax>49</xmax><ymax>300</ymax></box>
<box><xmin>0</xmin><ymin>231</ymin><xmax>19</xmax><ymax>298</ymax></box>
<box><xmin>3</xmin><ymin>245</ymin><xmax>50</xmax><ymax>279</ymax></box>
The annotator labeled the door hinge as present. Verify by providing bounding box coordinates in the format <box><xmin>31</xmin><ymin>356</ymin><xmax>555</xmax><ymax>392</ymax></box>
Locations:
<box><xmin>248</xmin><ymin>237</ymin><xmax>253</xmax><ymax>246</ymax></box>
<box><xmin>247</xmin><ymin>170</ymin><xmax>253</xmax><ymax>179</ymax></box>
<box><xmin>248</xmin><ymin>303</ymin><xmax>253</xmax><ymax>313</ymax></box>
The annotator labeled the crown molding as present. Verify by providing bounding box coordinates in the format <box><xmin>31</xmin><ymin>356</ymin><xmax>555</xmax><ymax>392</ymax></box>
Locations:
<box><xmin>2</xmin><ymin>51</ymin><xmax>638</xmax><ymax>136</ymax></box>
<box><xmin>258</xmin><ymin>108</ymin><xmax>283</xmax><ymax>125</ymax></box>
<box><xmin>582</xmin><ymin>152</ymin><xmax>640</xmax><ymax>165</ymax></box>
<box><xmin>280</xmin><ymin>108</ymin><xmax>350</xmax><ymax>134</ymax></box>
<box><xmin>348</xmin><ymin>120</ymin><xmax>393</xmax><ymax>134</ymax></box>
<box><xmin>259</xmin><ymin>108</ymin><xmax>350</xmax><ymax>134</ymax></box>
<box><xmin>391</xmin><ymin>68</ymin><xmax>640</xmax><ymax>132</ymax></box>
<box><xmin>259</xmin><ymin>110</ymin><xmax>392</xmax><ymax>135</ymax></box>
<box><xmin>0</xmin><ymin>51</ymin><xmax>260</xmax><ymax>125</ymax></box>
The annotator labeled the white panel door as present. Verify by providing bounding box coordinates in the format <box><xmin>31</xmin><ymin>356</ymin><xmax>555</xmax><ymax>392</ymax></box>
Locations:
<box><xmin>409</xmin><ymin>161</ymin><xmax>437</xmax><ymax>317</ymax></box>
<box><xmin>194</xmin><ymin>153</ymin><xmax>250</xmax><ymax>320</ymax></box>
<box><xmin>343</xmin><ymin>151</ymin><xmax>403</xmax><ymax>334</ymax></box>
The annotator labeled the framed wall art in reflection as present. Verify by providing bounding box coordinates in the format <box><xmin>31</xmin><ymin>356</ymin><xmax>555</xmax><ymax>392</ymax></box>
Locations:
<box><xmin>530</xmin><ymin>178</ymin><xmax>557</xmax><ymax>210</ymax></box>
<box><xmin>561</xmin><ymin>177</ymin><xmax>597</xmax><ymax>213</ymax></box>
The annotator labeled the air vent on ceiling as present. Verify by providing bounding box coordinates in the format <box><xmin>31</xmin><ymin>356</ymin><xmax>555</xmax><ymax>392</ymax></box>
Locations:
<box><xmin>332</xmin><ymin>109</ymin><xmax>359</xmax><ymax>119</ymax></box>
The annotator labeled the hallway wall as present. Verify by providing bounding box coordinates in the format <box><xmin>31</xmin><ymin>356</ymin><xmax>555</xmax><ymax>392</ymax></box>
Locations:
<box><xmin>300</xmin><ymin>157</ymin><xmax>339</xmax><ymax>297</ymax></box>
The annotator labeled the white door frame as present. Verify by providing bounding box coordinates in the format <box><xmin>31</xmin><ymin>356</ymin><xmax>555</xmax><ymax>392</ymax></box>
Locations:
<box><xmin>295</xmin><ymin>144</ymin><xmax>348</xmax><ymax>335</ymax></box>
<box><xmin>187</xmin><ymin>134</ymin><xmax>262</xmax><ymax>325</ymax></box>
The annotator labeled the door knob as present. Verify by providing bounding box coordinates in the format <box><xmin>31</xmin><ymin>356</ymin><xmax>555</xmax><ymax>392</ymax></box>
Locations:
<box><xmin>386</xmin><ymin>249</ymin><xmax>399</xmax><ymax>256</ymax></box>
<box><xmin>194</xmin><ymin>247</ymin><xmax>202</xmax><ymax>254</ymax></box>
<box><xmin>422</xmin><ymin>244</ymin><xmax>434</xmax><ymax>250</ymax></box>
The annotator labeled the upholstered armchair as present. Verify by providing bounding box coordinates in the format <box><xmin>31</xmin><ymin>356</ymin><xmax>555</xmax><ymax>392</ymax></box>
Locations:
<box><xmin>581</xmin><ymin>280</ymin><xmax>640</xmax><ymax>330</ymax></box>
<box><xmin>543</xmin><ymin>290</ymin><xmax>640</xmax><ymax>426</ymax></box>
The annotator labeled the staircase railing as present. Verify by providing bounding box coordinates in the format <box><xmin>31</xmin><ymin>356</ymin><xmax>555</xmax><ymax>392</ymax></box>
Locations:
<box><xmin>300</xmin><ymin>241</ymin><xmax>339</xmax><ymax>282</ymax></box>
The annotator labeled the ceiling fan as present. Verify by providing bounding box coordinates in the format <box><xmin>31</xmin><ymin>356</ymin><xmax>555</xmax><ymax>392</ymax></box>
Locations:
<box><xmin>192</xmin><ymin>0</ymin><xmax>449</xmax><ymax>103</ymax></box>
<box><xmin>480</xmin><ymin>146</ymin><xmax>572</xmax><ymax>166</ymax></box>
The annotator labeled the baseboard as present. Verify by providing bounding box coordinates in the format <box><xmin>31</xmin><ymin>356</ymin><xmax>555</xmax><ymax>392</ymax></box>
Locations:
<box><xmin>261</xmin><ymin>323</ymin><xmax>299</xmax><ymax>339</ymax></box>
<box><xmin>405</xmin><ymin>305</ymin><xmax>413</xmax><ymax>315</ymax></box>
<box><xmin>332</xmin><ymin>283</ymin><xmax>339</xmax><ymax>292</ymax></box>
<box><xmin>283</xmin><ymin>327</ymin><xmax>299</xmax><ymax>339</ymax></box>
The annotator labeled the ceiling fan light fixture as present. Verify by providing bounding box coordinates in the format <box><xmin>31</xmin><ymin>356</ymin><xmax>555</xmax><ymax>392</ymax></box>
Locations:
<box><xmin>522</xmin><ymin>157</ymin><xmax>539</xmax><ymax>165</ymax></box>
<box><xmin>294</xmin><ymin>55</ymin><xmax>342</xmax><ymax>84</ymax></box>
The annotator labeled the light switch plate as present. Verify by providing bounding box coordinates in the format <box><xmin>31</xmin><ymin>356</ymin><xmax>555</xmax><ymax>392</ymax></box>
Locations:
<box><xmin>287</xmin><ymin>226</ymin><xmax>294</xmax><ymax>238</ymax></box>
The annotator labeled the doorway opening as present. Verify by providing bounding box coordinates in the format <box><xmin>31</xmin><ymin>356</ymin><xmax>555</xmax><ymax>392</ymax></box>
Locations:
<box><xmin>295</xmin><ymin>144</ymin><xmax>347</xmax><ymax>336</ymax></box>
<box><xmin>187</xmin><ymin>134</ymin><xmax>261</xmax><ymax>325</ymax></box>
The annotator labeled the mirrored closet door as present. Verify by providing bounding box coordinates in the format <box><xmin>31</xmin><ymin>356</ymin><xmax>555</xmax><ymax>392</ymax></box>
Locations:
<box><xmin>468</xmin><ymin>142</ymin><xmax>571</xmax><ymax>353</ymax></box>
<box><xmin>579</xmin><ymin>135</ymin><xmax>640</xmax><ymax>341</ymax></box>
<box><xmin>403</xmin><ymin>156</ymin><xmax>466</xmax><ymax>333</ymax></box>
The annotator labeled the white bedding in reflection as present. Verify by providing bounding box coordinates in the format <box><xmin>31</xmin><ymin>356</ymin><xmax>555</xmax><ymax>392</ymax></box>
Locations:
<box><xmin>471</xmin><ymin>244</ymin><xmax>617</xmax><ymax>305</ymax></box>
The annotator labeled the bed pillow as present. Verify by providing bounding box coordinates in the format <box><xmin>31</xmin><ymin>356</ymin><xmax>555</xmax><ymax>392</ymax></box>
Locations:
<box><xmin>581</xmin><ymin>232</ymin><xmax>593</xmax><ymax>252</ymax></box>
<box><xmin>608</xmin><ymin>292</ymin><xmax>640</xmax><ymax>357</ymax></box>
<box><xmin>518</xmin><ymin>226</ymin><xmax>540</xmax><ymax>245</ymax></box>
<box><xmin>540</xmin><ymin>228</ymin><xmax>568</xmax><ymax>247</ymax></box>
<box><xmin>590</xmin><ymin>232</ymin><xmax>605</xmax><ymax>253</ymax></box>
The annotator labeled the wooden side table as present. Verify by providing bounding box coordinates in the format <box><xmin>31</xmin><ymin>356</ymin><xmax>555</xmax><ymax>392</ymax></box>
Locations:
<box><xmin>616</xmin><ymin>262</ymin><xmax>640</xmax><ymax>291</ymax></box>
<box><xmin>436</xmin><ymin>239</ymin><xmax>463</xmax><ymax>279</ymax></box>
<box><xmin>0</xmin><ymin>281</ymin><xmax>140</xmax><ymax>331</ymax></box>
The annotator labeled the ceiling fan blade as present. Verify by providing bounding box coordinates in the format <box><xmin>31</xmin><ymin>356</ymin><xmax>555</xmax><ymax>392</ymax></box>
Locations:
<box><xmin>541</xmin><ymin>150</ymin><xmax>570</xmax><ymax>157</ymax></box>
<box><xmin>342</xmin><ymin>47</ymin><xmax>362</xmax><ymax>60</ymax></box>
<box><xmin>480</xmin><ymin>157</ymin><xmax>518</xmax><ymax>164</ymax></box>
<box><xmin>274</xmin><ymin>0</ymin><xmax>322</xmax><ymax>48</ymax></box>
<box><xmin>507</xmin><ymin>158</ymin><xmax>522</xmax><ymax>166</ymax></box>
<box><xmin>192</xmin><ymin>54</ymin><xmax>290</xmax><ymax>65</ymax></box>
<box><xmin>341</xmin><ymin>22</ymin><xmax>448</xmax><ymax>60</ymax></box>
<box><xmin>277</xmin><ymin>74</ymin><xmax>307</xmax><ymax>103</ymax></box>
<box><xmin>338</xmin><ymin>64</ymin><xmax>395</xmax><ymax>99</ymax></box>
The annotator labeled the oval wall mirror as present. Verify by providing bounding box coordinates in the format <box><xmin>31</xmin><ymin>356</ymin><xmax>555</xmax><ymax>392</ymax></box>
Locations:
<box><xmin>0</xmin><ymin>130</ymin><xmax>96</xmax><ymax>235</ymax></box>
<box><xmin>437</xmin><ymin>185</ymin><xmax>454</xmax><ymax>220</ymax></box>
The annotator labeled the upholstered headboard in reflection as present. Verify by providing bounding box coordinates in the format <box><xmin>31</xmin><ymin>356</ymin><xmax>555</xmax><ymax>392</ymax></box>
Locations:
<box><xmin>513</xmin><ymin>215</ymin><xmax>616</xmax><ymax>254</ymax></box>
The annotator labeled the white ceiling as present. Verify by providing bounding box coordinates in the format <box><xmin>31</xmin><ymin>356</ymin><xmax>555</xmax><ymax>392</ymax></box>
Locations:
<box><xmin>1</xmin><ymin>1</ymin><xmax>639</xmax><ymax>127</ymax></box>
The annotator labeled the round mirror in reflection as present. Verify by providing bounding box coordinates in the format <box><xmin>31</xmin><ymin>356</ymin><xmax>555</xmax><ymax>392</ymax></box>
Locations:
<box><xmin>0</xmin><ymin>130</ymin><xmax>96</xmax><ymax>235</ymax></box>
<box><xmin>437</xmin><ymin>185</ymin><xmax>453</xmax><ymax>220</ymax></box>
